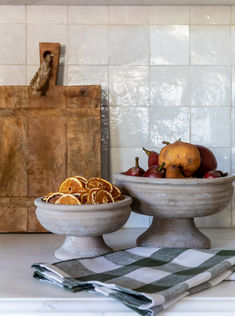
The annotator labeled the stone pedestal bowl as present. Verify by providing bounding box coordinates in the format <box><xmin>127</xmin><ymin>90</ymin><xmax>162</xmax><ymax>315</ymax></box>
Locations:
<box><xmin>34</xmin><ymin>195</ymin><xmax>132</xmax><ymax>260</ymax></box>
<box><xmin>114</xmin><ymin>174</ymin><xmax>235</xmax><ymax>249</ymax></box>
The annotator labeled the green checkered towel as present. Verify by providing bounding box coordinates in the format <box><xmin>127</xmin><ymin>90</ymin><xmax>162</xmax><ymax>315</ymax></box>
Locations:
<box><xmin>32</xmin><ymin>247</ymin><xmax>235</xmax><ymax>315</ymax></box>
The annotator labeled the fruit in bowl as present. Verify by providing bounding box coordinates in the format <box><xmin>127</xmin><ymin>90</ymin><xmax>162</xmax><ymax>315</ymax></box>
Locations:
<box><xmin>42</xmin><ymin>176</ymin><xmax>123</xmax><ymax>205</ymax></box>
<box><xmin>122</xmin><ymin>140</ymin><xmax>228</xmax><ymax>179</ymax></box>
<box><xmin>116</xmin><ymin>140</ymin><xmax>234</xmax><ymax>249</ymax></box>
<box><xmin>35</xmin><ymin>176</ymin><xmax>132</xmax><ymax>260</ymax></box>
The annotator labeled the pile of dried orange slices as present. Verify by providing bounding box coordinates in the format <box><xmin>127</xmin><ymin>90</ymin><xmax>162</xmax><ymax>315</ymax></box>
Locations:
<box><xmin>42</xmin><ymin>176</ymin><xmax>123</xmax><ymax>205</ymax></box>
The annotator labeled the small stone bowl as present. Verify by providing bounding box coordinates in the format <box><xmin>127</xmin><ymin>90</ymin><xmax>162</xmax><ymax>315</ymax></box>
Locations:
<box><xmin>114</xmin><ymin>174</ymin><xmax>235</xmax><ymax>249</ymax></box>
<box><xmin>34</xmin><ymin>195</ymin><xmax>132</xmax><ymax>260</ymax></box>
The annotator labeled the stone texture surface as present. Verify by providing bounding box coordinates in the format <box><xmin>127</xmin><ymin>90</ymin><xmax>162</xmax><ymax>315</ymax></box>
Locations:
<box><xmin>114</xmin><ymin>174</ymin><xmax>235</xmax><ymax>248</ymax></box>
<box><xmin>34</xmin><ymin>195</ymin><xmax>132</xmax><ymax>259</ymax></box>
<box><xmin>27</xmin><ymin>207</ymin><xmax>47</xmax><ymax>232</ymax></box>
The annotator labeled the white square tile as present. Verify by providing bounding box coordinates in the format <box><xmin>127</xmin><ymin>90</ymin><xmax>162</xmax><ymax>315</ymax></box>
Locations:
<box><xmin>191</xmin><ymin>26</ymin><xmax>230</xmax><ymax>65</ymax></box>
<box><xmin>68</xmin><ymin>6</ymin><xmax>108</xmax><ymax>24</ymax></box>
<box><xmin>109</xmin><ymin>66</ymin><xmax>149</xmax><ymax>107</ymax></box>
<box><xmin>191</xmin><ymin>6</ymin><xmax>230</xmax><ymax>24</ymax></box>
<box><xmin>27</xmin><ymin>24</ymin><xmax>67</xmax><ymax>64</ymax></box>
<box><xmin>231</xmin><ymin>67</ymin><xmax>235</xmax><ymax>106</ymax></box>
<box><xmin>110</xmin><ymin>147</ymin><xmax>149</xmax><ymax>178</ymax></box>
<box><xmin>149</xmin><ymin>107</ymin><xmax>190</xmax><ymax>147</ymax></box>
<box><xmin>231</xmin><ymin>7</ymin><xmax>235</xmax><ymax>24</ymax></box>
<box><xmin>0</xmin><ymin>24</ymin><xmax>25</xmax><ymax>64</ymax></box>
<box><xmin>172</xmin><ymin>249</ymin><xmax>214</xmax><ymax>267</ymax></box>
<box><xmin>150</xmin><ymin>26</ymin><xmax>189</xmax><ymax>65</ymax></box>
<box><xmin>191</xmin><ymin>66</ymin><xmax>230</xmax><ymax>107</ymax></box>
<box><xmin>232</xmin><ymin>148</ymin><xmax>235</xmax><ymax>175</ymax></box>
<box><xmin>124</xmin><ymin>212</ymin><xmax>150</xmax><ymax>228</ymax></box>
<box><xmin>150</xmin><ymin>6</ymin><xmax>189</xmax><ymax>24</ymax></box>
<box><xmin>68</xmin><ymin>65</ymin><xmax>108</xmax><ymax>106</ymax></box>
<box><xmin>109</xmin><ymin>26</ymin><xmax>148</xmax><ymax>65</ymax></box>
<box><xmin>150</xmin><ymin>66</ymin><xmax>190</xmax><ymax>107</ymax></box>
<box><xmin>0</xmin><ymin>5</ymin><xmax>25</xmax><ymax>23</ymax></box>
<box><xmin>109</xmin><ymin>6</ymin><xmax>149</xmax><ymax>24</ymax></box>
<box><xmin>191</xmin><ymin>107</ymin><xmax>230</xmax><ymax>147</ymax></box>
<box><xmin>230</xmin><ymin>26</ymin><xmax>235</xmax><ymax>65</ymax></box>
<box><xmin>232</xmin><ymin>108</ymin><xmax>235</xmax><ymax>147</ymax></box>
<box><xmin>27</xmin><ymin>5</ymin><xmax>67</xmax><ymax>24</ymax></box>
<box><xmin>68</xmin><ymin>25</ymin><xmax>108</xmax><ymax>65</ymax></box>
<box><xmin>196</xmin><ymin>203</ymin><xmax>232</xmax><ymax>228</ymax></box>
<box><xmin>0</xmin><ymin>65</ymin><xmax>26</xmax><ymax>85</ymax></box>
<box><xmin>232</xmin><ymin>187</ymin><xmax>235</xmax><ymax>226</ymax></box>
<box><xmin>110</xmin><ymin>107</ymin><xmax>149</xmax><ymax>147</ymax></box>
<box><xmin>211</xmin><ymin>147</ymin><xmax>231</xmax><ymax>174</ymax></box>
<box><xmin>27</xmin><ymin>65</ymin><xmax>67</xmax><ymax>86</ymax></box>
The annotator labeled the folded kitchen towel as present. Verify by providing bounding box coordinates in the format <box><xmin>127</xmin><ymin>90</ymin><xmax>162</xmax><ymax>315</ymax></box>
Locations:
<box><xmin>32</xmin><ymin>247</ymin><xmax>235</xmax><ymax>315</ymax></box>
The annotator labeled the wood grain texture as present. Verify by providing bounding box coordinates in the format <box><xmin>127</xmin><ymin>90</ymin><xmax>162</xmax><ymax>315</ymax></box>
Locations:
<box><xmin>28</xmin><ymin>116</ymin><xmax>67</xmax><ymax>197</ymax></box>
<box><xmin>68</xmin><ymin>117</ymin><xmax>101</xmax><ymax>179</ymax></box>
<box><xmin>0</xmin><ymin>117</ymin><xmax>27</xmax><ymax>196</ymax></box>
<box><xmin>0</xmin><ymin>43</ymin><xmax>101</xmax><ymax>232</ymax></box>
<box><xmin>0</xmin><ymin>207</ymin><xmax>27</xmax><ymax>232</ymax></box>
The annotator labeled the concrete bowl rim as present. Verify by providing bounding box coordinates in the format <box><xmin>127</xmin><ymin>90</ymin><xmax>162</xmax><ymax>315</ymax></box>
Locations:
<box><xmin>114</xmin><ymin>173</ymin><xmax>235</xmax><ymax>185</ymax></box>
<box><xmin>34</xmin><ymin>194</ymin><xmax>132</xmax><ymax>212</ymax></box>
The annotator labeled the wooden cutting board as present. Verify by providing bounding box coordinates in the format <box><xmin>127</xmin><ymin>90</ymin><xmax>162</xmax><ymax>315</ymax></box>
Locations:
<box><xmin>0</xmin><ymin>43</ymin><xmax>101</xmax><ymax>232</ymax></box>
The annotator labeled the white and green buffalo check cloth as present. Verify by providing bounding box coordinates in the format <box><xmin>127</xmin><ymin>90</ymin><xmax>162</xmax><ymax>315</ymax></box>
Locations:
<box><xmin>32</xmin><ymin>247</ymin><xmax>235</xmax><ymax>315</ymax></box>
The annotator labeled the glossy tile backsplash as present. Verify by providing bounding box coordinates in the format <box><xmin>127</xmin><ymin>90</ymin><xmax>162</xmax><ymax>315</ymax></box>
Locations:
<box><xmin>0</xmin><ymin>5</ymin><xmax>234</xmax><ymax>228</ymax></box>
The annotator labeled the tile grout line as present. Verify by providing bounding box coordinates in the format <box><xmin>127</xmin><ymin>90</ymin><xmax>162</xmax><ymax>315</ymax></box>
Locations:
<box><xmin>229</xmin><ymin>6</ymin><xmax>234</xmax><ymax>227</ymax></box>
<box><xmin>189</xmin><ymin>5</ymin><xmax>192</xmax><ymax>143</ymax></box>
<box><xmin>148</xmin><ymin>10</ymin><xmax>151</xmax><ymax>228</ymax></box>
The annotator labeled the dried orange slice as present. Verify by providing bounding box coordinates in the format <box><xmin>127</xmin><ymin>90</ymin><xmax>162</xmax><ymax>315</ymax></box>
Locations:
<box><xmin>80</xmin><ymin>192</ymin><xmax>88</xmax><ymax>204</ymax></box>
<box><xmin>46</xmin><ymin>192</ymin><xmax>64</xmax><ymax>203</ymax></box>
<box><xmin>72</xmin><ymin>187</ymin><xmax>88</xmax><ymax>196</ymax></box>
<box><xmin>111</xmin><ymin>185</ymin><xmax>121</xmax><ymax>200</ymax></box>
<box><xmin>87</xmin><ymin>188</ymin><xmax>100</xmax><ymax>204</ymax></box>
<box><xmin>42</xmin><ymin>192</ymin><xmax>54</xmax><ymax>201</ymax></box>
<box><xmin>93</xmin><ymin>189</ymin><xmax>114</xmax><ymax>204</ymax></box>
<box><xmin>74</xmin><ymin>175</ymin><xmax>88</xmax><ymax>186</ymax></box>
<box><xmin>86</xmin><ymin>177</ymin><xmax>113</xmax><ymax>193</ymax></box>
<box><xmin>55</xmin><ymin>194</ymin><xmax>81</xmax><ymax>205</ymax></box>
<box><xmin>59</xmin><ymin>177</ymin><xmax>84</xmax><ymax>194</ymax></box>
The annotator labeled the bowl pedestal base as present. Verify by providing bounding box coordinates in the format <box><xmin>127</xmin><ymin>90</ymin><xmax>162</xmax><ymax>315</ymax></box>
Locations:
<box><xmin>55</xmin><ymin>236</ymin><xmax>113</xmax><ymax>260</ymax></box>
<box><xmin>137</xmin><ymin>217</ymin><xmax>210</xmax><ymax>249</ymax></box>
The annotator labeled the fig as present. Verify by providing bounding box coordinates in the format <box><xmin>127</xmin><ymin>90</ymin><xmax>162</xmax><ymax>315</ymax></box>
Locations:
<box><xmin>122</xmin><ymin>157</ymin><xmax>145</xmax><ymax>176</ymax></box>
<box><xmin>143</xmin><ymin>163</ymin><xmax>165</xmax><ymax>178</ymax></box>
<box><xmin>216</xmin><ymin>170</ymin><xmax>228</xmax><ymax>177</ymax></box>
<box><xmin>203</xmin><ymin>170</ymin><xmax>221</xmax><ymax>178</ymax></box>
<box><xmin>194</xmin><ymin>145</ymin><xmax>217</xmax><ymax>177</ymax></box>
<box><xmin>143</xmin><ymin>147</ymin><xmax>159</xmax><ymax>168</ymax></box>
<box><xmin>158</xmin><ymin>140</ymin><xmax>201</xmax><ymax>176</ymax></box>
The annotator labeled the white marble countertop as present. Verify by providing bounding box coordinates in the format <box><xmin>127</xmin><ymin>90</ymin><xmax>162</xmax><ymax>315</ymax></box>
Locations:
<box><xmin>1</xmin><ymin>228</ymin><xmax>235</xmax><ymax>316</ymax></box>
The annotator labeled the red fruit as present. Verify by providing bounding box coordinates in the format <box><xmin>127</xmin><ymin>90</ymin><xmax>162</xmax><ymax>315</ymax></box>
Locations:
<box><xmin>203</xmin><ymin>170</ymin><xmax>221</xmax><ymax>178</ymax></box>
<box><xmin>142</xmin><ymin>163</ymin><xmax>165</xmax><ymax>178</ymax></box>
<box><xmin>122</xmin><ymin>157</ymin><xmax>145</xmax><ymax>176</ymax></box>
<box><xmin>216</xmin><ymin>170</ymin><xmax>228</xmax><ymax>177</ymax></box>
<box><xmin>143</xmin><ymin>147</ymin><xmax>159</xmax><ymax>168</ymax></box>
<box><xmin>194</xmin><ymin>145</ymin><xmax>217</xmax><ymax>177</ymax></box>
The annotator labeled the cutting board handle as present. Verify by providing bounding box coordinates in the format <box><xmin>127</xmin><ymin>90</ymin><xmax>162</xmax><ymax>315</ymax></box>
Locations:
<box><xmin>39</xmin><ymin>42</ymin><xmax>60</xmax><ymax>87</ymax></box>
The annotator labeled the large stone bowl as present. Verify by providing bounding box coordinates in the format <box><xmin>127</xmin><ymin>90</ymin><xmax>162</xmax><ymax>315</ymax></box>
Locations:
<box><xmin>114</xmin><ymin>174</ymin><xmax>235</xmax><ymax>249</ymax></box>
<box><xmin>34</xmin><ymin>195</ymin><xmax>132</xmax><ymax>260</ymax></box>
